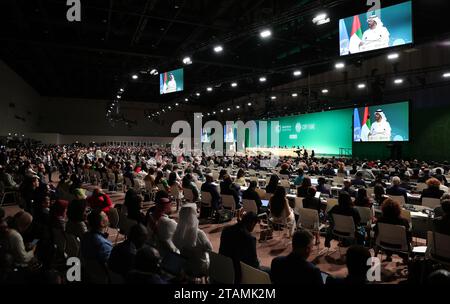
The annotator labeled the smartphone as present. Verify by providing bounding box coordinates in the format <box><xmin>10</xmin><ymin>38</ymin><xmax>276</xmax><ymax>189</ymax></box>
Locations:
<box><xmin>30</xmin><ymin>239</ymin><xmax>39</xmax><ymax>246</ymax></box>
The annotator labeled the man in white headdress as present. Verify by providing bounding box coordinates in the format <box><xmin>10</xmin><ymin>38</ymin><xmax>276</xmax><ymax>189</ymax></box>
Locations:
<box><xmin>368</xmin><ymin>109</ymin><xmax>391</xmax><ymax>141</ymax></box>
<box><xmin>360</xmin><ymin>15</ymin><xmax>390</xmax><ymax>52</ymax></box>
<box><xmin>163</xmin><ymin>73</ymin><xmax>177</xmax><ymax>93</ymax></box>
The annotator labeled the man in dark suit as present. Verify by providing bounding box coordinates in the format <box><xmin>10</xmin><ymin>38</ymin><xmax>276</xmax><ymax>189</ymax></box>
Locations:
<box><xmin>201</xmin><ymin>174</ymin><xmax>221</xmax><ymax>210</ymax></box>
<box><xmin>219</xmin><ymin>212</ymin><xmax>259</xmax><ymax>283</ymax></box>
<box><xmin>271</xmin><ymin>230</ymin><xmax>323</xmax><ymax>285</ymax></box>
<box><xmin>351</xmin><ymin>172</ymin><xmax>367</xmax><ymax>188</ymax></box>
<box><xmin>302</xmin><ymin>187</ymin><xmax>322</xmax><ymax>214</ymax></box>
<box><xmin>242</xmin><ymin>181</ymin><xmax>265</xmax><ymax>214</ymax></box>
<box><xmin>321</xmin><ymin>163</ymin><xmax>336</xmax><ymax>176</ymax></box>
<box><xmin>433</xmin><ymin>199</ymin><xmax>450</xmax><ymax>235</ymax></box>
<box><xmin>341</xmin><ymin>179</ymin><xmax>357</xmax><ymax>198</ymax></box>
<box><xmin>386</xmin><ymin>176</ymin><xmax>408</xmax><ymax>204</ymax></box>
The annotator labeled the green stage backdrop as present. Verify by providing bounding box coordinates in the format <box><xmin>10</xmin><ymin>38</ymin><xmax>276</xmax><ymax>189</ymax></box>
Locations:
<box><xmin>247</xmin><ymin>108</ymin><xmax>353</xmax><ymax>155</ymax></box>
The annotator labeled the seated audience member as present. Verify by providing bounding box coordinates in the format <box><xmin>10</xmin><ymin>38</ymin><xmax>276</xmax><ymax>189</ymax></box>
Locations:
<box><xmin>265</xmin><ymin>174</ymin><xmax>280</xmax><ymax>194</ymax></box>
<box><xmin>386</xmin><ymin>176</ymin><xmax>408</xmax><ymax>204</ymax></box>
<box><xmin>354</xmin><ymin>188</ymin><xmax>371</xmax><ymax>208</ymax></box>
<box><xmin>108</xmin><ymin>224</ymin><xmax>149</xmax><ymax>277</ymax></box>
<box><xmin>87</xmin><ymin>188</ymin><xmax>113</xmax><ymax>213</ymax></box>
<box><xmin>337</xmin><ymin>162</ymin><xmax>347</xmax><ymax>177</ymax></box>
<box><xmin>302</xmin><ymin>187</ymin><xmax>322</xmax><ymax>214</ymax></box>
<box><xmin>6</xmin><ymin>211</ymin><xmax>35</xmax><ymax>267</ymax></box>
<box><xmin>341</xmin><ymin>179</ymin><xmax>357</xmax><ymax>198</ymax></box>
<box><xmin>325</xmin><ymin>191</ymin><xmax>361</xmax><ymax>248</ymax></box>
<box><xmin>322</xmin><ymin>163</ymin><xmax>336</xmax><ymax>176</ymax></box>
<box><xmin>297</xmin><ymin>177</ymin><xmax>312</xmax><ymax>198</ymax></box>
<box><xmin>219</xmin><ymin>212</ymin><xmax>260</xmax><ymax>283</ymax></box>
<box><xmin>126</xmin><ymin>246</ymin><xmax>168</xmax><ymax>284</ymax></box>
<box><xmin>201</xmin><ymin>174</ymin><xmax>221</xmax><ymax>210</ymax></box>
<box><xmin>433</xmin><ymin>198</ymin><xmax>450</xmax><ymax>235</ymax></box>
<box><xmin>220</xmin><ymin>174</ymin><xmax>241</xmax><ymax>209</ymax></box>
<box><xmin>373</xmin><ymin>184</ymin><xmax>386</xmax><ymax>205</ymax></box>
<box><xmin>143</xmin><ymin>173</ymin><xmax>157</xmax><ymax>190</ymax></box>
<box><xmin>351</xmin><ymin>172</ymin><xmax>367</xmax><ymax>188</ymax></box>
<box><xmin>147</xmin><ymin>197</ymin><xmax>178</xmax><ymax>257</ymax></box>
<box><xmin>427</xmin><ymin>269</ymin><xmax>450</xmax><ymax>285</ymax></box>
<box><xmin>271</xmin><ymin>230</ymin><xmax>323</xmax><ymax>285</ymax></box>
<box><xmin>328</xmin><ymin>245</ymin><xmax>372</xmax><ymax>285</ymax></box>
<box><xmin>20</xmin><ymin>175</ymin><xmax>46</xmax><ymax>215</ymax></box>
<box><xmin>293</xmin><ymin>168</ymin><xmax>304</xmax><ymax>186</ymax></box>
<box><xmin>218</xmin><ymin>169</ymin><xmax>228</xmax><ymax>181</ymax></box>
<box><xmin>269</xmin><ymin>186</ymin><xmax>295</xmax><ymax>237</ymax></box>
<box><xmin>434</xmin><ymin>193</ymin><xmax>450</xmax><ymax>217</ymax></box>
<box><xmin>420</xmin><ymin>178</ymin><xmax>445</xmax><ymax>202</ymax></box>
<box><xmin>124</xmin><ymin>189</ymin><xmax>145</xmax><ymax>223</ymax></box>
<box><xmin>155</xmin><ymin>170</ymin><xmax>169</xmax><ymax>192</ymax></box>
<box><xmin>374</xmin><ymin>198</ymin><xmax>411</xmax><ymax>261</ymax></box>
<box><xmin>173</xmin><ymin>205</ymin><xmax>213</xmax><ymax>277</ymax></box>
<box><xmin>370</xmin><ymin>174</ymin><xmax>387</xmax><ymax>188</ymax></box>
<box><xmin>49</xmin><ymin>199</ymin><xmax>69</xmax><ymax>231</ymax></box>
<box><xmin>242</xmin><ymin>181</ymin><xmax>265</xmax><ymax>214</ymax></box>
<box><xmin>433</xmin><ymin>168</ymin><xmax>448</xmax><ymax>186</ymax></box>
<box><xmin>66</xmin><ymin>199</ymin><xmax>88</xmax><ymax>238</ymax></box>
<box><xmin>316</xmin><ymin>177</ymin><xmax>331</xmax><ymax>197</ymax></box>
<box><xmin>80</xmin><ymin>209</ymin><xmax>112</xmax><ymax>264</ymax></box>
<box><xmin>0</xmin><ymin>166</ymin><xmax>19</xmax><ymax>190</ymax></box>
<box><xmin>417</xmin><ymin>168</ymin><xmax>432</xmax><ymax>183</ymax></box>
<box><xmin>182</xmin><ymin>173</ymin><xmax>200</xmax><ymax>202</ymax></box>
<box><xmin>279</xmin><ymin>163</ymin><xmax>291</xmax><ymax>177</ymax></box>
<box><xmin>234</xmin><ymin>169</ymin><xmax>248</xmax><ymax>187</ymax></box>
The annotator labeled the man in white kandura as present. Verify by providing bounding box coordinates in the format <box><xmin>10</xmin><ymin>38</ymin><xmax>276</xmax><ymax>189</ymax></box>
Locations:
<box><xmin>369</xmin><ymin>109</ymin><xmax>391</xmax><ymax>141</ymax></box>
<box><xmin>360</xmin><ymin>15</ymin><xmax>390</xmax><ymax>52</ymax></box>
<box><xmin>163</xmin><ymin>73</ymin><xmax>177</xmax><ymax>93</ymax></box>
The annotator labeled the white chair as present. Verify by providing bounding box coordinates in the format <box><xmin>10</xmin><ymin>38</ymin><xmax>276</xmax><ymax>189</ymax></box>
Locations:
<box><xmin>239</xmin><ymin>262</ymin><xmax>271</xmax><ymax>284</ymax></box>
<box><xmin>183</xmin><ymin>188</ymin><xmax>195</xmax><ymax>203</ymax></box>
<box><xmin>415</xmin><ymin>183</ymin><xmax>428</xmax><ymax>192</ymax></box>
<box><xmin>293</xmin><ymin>197</ymin><xmax>304</xmax><ymax>215</ymax></box>
<box><xmin>209</xmin><ymin>252</ymin><xmax>235</xmax><ymax>284</ymax></box>
<box><xmin>297</xmin><ymin>208</ymin><xmax>325</xmax><ymax>252</ymax></box>
<box><xmin>355</xmin><ymin>206</ymin><xmax>373</xmax><ymax>227</ymax></box>
<box><xmin>389</xmin><ymin>195</ymin><xmax>406</xmax><ymax>206</ymax></box>
<box><xmin>332</xmin><ymin>176</ymin><xmax>344</xmax><ymax>186</ymax></box>
<box><xmin>0</xmin><ymin>182</ymin><xmax>17</xmax><ymax>207</ymax></box>
<box><xmin>201</xmin><ymin>191</ymin><xmax>212</xmax><ymax>208</ymax></box>
<box><xmin>422</xmin><ymin>197</ymin><xmax>441</xmax><ymax>209</ymax></box>
<box><xmin>427</xmin><ymin>231</ymin><xmax>450</xmax><ymax>267</ymax></box>
<box><xmin>331</xmin><ymin>214</ymin><xmax>356</xmax><ymax>254</ymax></box>
<box><xmin>400</xmin><ymin>209</ymin><xmax>413</xmax><ymax>229</ymax></box>
<box><xmin>375</xmin><ymin>223</ymin><xmax>410</xmax><ymax>258</ymax></box>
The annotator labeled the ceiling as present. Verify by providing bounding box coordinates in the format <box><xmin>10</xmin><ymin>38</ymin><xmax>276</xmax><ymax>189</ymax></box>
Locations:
<box><xmin>1</xmin><ymin>0</ymin><xmax>449</xmax><ymax>109</ymax></box>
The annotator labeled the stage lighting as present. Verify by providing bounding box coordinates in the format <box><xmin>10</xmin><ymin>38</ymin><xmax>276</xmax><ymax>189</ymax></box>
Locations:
<box><xmin>213</xmin><ymin>45</ymin><xmax>223</xmax><ymax>53</ymax></box>
<box><xmin>260</xmin><ymin>29</ymin><xmax>272</xmax><ymax>39</ymax></box>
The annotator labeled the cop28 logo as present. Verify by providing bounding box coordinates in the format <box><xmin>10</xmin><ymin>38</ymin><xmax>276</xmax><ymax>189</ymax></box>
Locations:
<box><xmin>66</xmin><ymin>0</ymin><xmax>81</xmax><ymax>22</ymax></box>
<box><xmin>295</xmin><ymin>123</ymin><xmax>302</xmax><ymax>133</ymax></box>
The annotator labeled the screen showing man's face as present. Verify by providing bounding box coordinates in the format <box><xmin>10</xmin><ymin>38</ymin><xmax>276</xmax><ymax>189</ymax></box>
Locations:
<box><xmin>368</xmin><ymin>19</ymin><xmax>377</xmax><ymax>29</ymax></box>
<box><xmin>375</xmin><ymin>112</ymin><xmax>382</xmax><ymax>122</ymax></box>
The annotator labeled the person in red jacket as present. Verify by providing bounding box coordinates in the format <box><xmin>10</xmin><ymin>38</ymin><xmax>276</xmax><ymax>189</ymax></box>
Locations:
<box><xmin>87</xmin><ymin>188</ymin><xmax>113</xmax><ymax>213</ymax></box>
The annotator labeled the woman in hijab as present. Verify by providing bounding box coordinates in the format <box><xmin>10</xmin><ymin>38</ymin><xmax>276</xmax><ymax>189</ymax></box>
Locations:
<box><xmin>172</xmin><ymin>204</ymin><xmax>213</xmax><ymax>277</ymax></box>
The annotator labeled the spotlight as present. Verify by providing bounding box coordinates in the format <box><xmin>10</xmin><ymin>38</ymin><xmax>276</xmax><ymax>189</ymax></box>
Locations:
<box><xmin>247</xmin><ymin>102</ymin><xmax>252</xmax><ymax>106</ymax></box>
<box><xmin>357</xmin><ymin>83</ymin><xmax>366</xmax><ymax>89</ymax></box>
<box><xmin>168</xmin><ymin>106</ymin><xmax>172</xmax><ymax>109</ymax></box>
<box><xmin>236</xmin><ymin>105</ymin><xmax>240</xmax><ymax>109</ymax></box>
<box><xmin>213</xmin><ymin>111</ymin><xmax>216</xmax><ymax>114</ymax></box>
<box><xmin>175</xmin><ymin>103</ymin><xmax>179</xmax><ymax>106</ymax></box>
<box><xmin>119</xmin><ymin>88</ymin><xmax>124</xmax><ymax>92</ymax></box>
<box><xmin>207</xmin><ymin>87</ymin><xmax>213</xmax><ymax>92</ymax></box>
<box><xmin>117</xmin><ymin>95</ymin><xmax>121</xmax><ymax>99</ymax></box>
<box><xmin>259</xmin><ymin>77</ymin><xmax>267</xmax><ymax>82</ymax></box>
<box><xmin>196</xmin><ymin>92</ymin><xmax>201</xmax><ymax>96</ymax></box>
<box><xmin>387</xmin><ymin>53</ymin><xmax>399</xmax><ymax>60</ymax></box>
<box><xmin>321</xmin><ymin>89</ymin><xmax>329</xmax><ymax>94</ymax></box>
<box><xmin>292</xmin><ymin>93</ymin><xmax>298</xmax><ymax>97</ymax></box>
<box><xmin>293</xmin><ymin>70</ymin><xmax>302</xmax><ymax>77</ymax></box>
<box><xmin>185</xmin><ymin>98</ymin><xmax>189</xmax><ymax>102</ymax></box>
<box><xmin>394</xmin><ymin>78</ymin><xmax>404</xmax><ymax>84</ymax></box>
<box><xmin>335</xmin><ymin>62</ymin><xmax>345</xmax><ymax>69</ymax></box>
<box><xmin>213</xmin><ymin>45</ymin><xmax>223</xmax><ymax>53</ymax></box>
<box><xmin>227</xmin><ymin>108</ymin><xmax>230</xmax><ymax>111</ymax></box>
<box><xmin>443</xmin><ymin>72</ymin><xmax>450</xmax><ymax>78</ymax></box>
<box><xmin>260</xmin><ymin>29</ymin><xmax>272</xmax><ymax>39</ymax></box>
<box><xmin>271</xmin><ymin>96</ymin><xmax>277</xmax><ymax>100</ymax></box>
<box><xmin>132</xmin><ymin>74</ymin><xmax>139</xmax><ymax>80</ymax></box>
<box><xmin>182</xmin><ymin>56</ymin><xmax>192</xmax><ymax>65</ymax></box>
<box><xmin>312</xmin><ymin>13</ymin><xmax>330</xmax><ymax>25</ymax></box>
<box><xmin>231</xmin><ymin>82</ymin><xmax>238</xmax><ymax>87</ymax></box>
<box><xmin>220</xmin><ymin>109</ymin><xmax>224</xmax><ymax>113</ymax></box>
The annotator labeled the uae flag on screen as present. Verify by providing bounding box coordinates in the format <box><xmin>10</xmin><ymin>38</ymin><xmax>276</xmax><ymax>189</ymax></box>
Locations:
<box><xmin>349</xmin><ymin>15</ymin><xmax>363</xmax><ymax>54</ymax></box>
<box><xmin>361</xmin><ymin>107</ymin><xmax>371</xmax><ymax>141</ymax></box>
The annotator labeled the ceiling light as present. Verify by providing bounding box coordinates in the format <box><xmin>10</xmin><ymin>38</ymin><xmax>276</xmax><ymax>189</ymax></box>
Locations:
<box><xmin>117</xmin><ymin>95</ymin><xmax>121</xmax><ymax>99</ymax></box>
<box><xmin>293</xmin><ymin>70</ymin><xmax>302</xmax><ymax>77</ymax></box>
<box><xmin>168</xmin><ymin>106</ymin><xmax>172</xmax><ymax>109</ymax></box>
<box><xmin>387</xmin><ymin>53</ymin><xmax>399</xmax><ymax>60</ymax></box>
<box><xmin>260</xmin><ymin>29</ymin><xmax>272</xmax><ymax>39</ymax></box>
<box><xmin>119</xmin><ymin>88</ymin><xmax>124</xmax><ymax>92</ymax></box>
<box><xmin>220</xmin><ymin>109</ymin><xmax>224</xmax><ymax>113</ymax></box>
<box><xmin>207</xmin><ymin>87</ymin><xmax>213</xmax><ymax>92</ymax></box>
<box><xmin>271</xmin><ymin>96</ymin><xmax>277</xmax><ymax>100</ymax></box>
<box><xmin>247</xmin><ymin>102</ymin><xmax>252</xmax><ymax>106</ymax></box>
<box><xmin>162</xmin><ymin>109</ymin><xmax>165</xmax><ymax>112</ymax></box>
<box><xmin>213</xmin><ymin>111</ymin><xmax>216</xmax><ymax>114</ymax></box>
<box><xmin>175</xmin><ymin>103</ymin><xmax>179</xmax><ymax>106</ymax></box>
<box><xmin>335</xmin><ymin>62</ymin><xmax>345</xmax><ymax>69</ymax></box>
<box><xmin>213</xmin><ymin>45</ymin><xmax>223</xmax><ymax>53</ymax></box>
<box><xmin>132</xmin><ymin>74</ymin><xmax>139</xmax><ymax>79</ymax></box>
<box><xmin>259</xmin><ymin>77</ymin><xmax>267</xmax><ymax>82</ymax></box>
<box><xmin>182</xmin><ymin>56</ymin><xmax>192</xmax><ymax>65</ymax></box>
<box><xmin>322</xmin><ymin>89</ymin><xmax>329</xmax><ymax>94</ymax></box>
<box><xmin>231</xmin><ymin>82</ymin><xmax>238</xmax><ymax>87</ymax></box>
<box><xmin>150</xmin><ymin>69</ymin><xmax>158</xmax><ymax>75</ymax></box>
<box><xmin>236</xmin><ymin>105</ymin><xmax>240</xmax><ymax>109</ymax></box>
<box><xmin>292</xmin><ymin>93</ymin><xmax>298</xmax><ymax>97</ymax></box>
<box><xmin>185</xmin><ymin>98</ymin><xmax>189</xmax><ymax>102</ymax></box>
<box><xmin>357</xmin><ymin>83</ymin><xmax>366</xmax><ymax>89</ymax></box>
<box><xmin>227</xmin><ymin>108</ymin><xmax>231</xmax><ymax>111</ymax></box>
<box><xmin>196</xmin><ymin>92</ymin><xmax>201</xmax><ymax>96</ymax></box>
<box><xmin>394</xmin><ymin>78</ymin><xmax>404</xmax><ymax>84</ymax></box>
<box><xmin>443</xmin><ymin>72</ymin><xmax>450</xmax><ymax>78</ymax></box>
<box><xmin>312</xmin><ymin>13</ymin><xmax>330</xmax><ymax>25</ymax></box>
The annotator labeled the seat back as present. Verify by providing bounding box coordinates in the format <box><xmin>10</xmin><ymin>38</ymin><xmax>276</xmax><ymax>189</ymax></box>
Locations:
<box><xmin>366</xmin><ymin>187</ymin><xmax>375</xmax><ymax>198</ymax></box>
<box><xmin>65</xmin><ymin>233</ymin><xmax>80</xmax><ymax>258</ymax></box>
<box><xmin>201</xmin><ymin>191</ymin><xmax>212</xmax><ymax>207</ymax></box>
<box><xmin>170</xmin><ymin>184</ymin><xmax>182</xmax><ymax>199</ymax></box>
<box><xmin>326</xmin><ymin>198</ymin><xmax>338</xmax><ymax>213</ymax></box>
<box><xmin>415</xmin><ymin>183</ymin><xmax>428</xmax><ymax>192</ymax></box>
<box><xmin>422</xmin><ymin>197</ymin><xmax>441</xmax><ymax>209</ymax></box>
<box><xmin>332</xmin><ymin>214</ymin><xmax>355</xmax><ymax>238</ymax></box>
<box><xmin>118</xmin><ymin>210</ymin><xmax>137</xmax><ymax>236</ymax></box>
<box><xmin>183</xmin><ymin>188</ymin><xmax>195</xmax><ymax>202</ymax></box>
<box><xmin>355</xmin><ymin>206</ymin><xmax>373</xmax><ymax>226</ymax></box>
<box><xmin>255</xmin><ymin>188</ymin><xmax>266</xmax><ymax>199</ymax></box>
<box><xmin>107</xmin><ymin>207</ymin><xmax>120</xmax><ymax>229</ymax></box>
<box><xmin>242</xmin><ymin>199</ymin><xmax>258</xmax><ymax>214</ymax></box>
<box><xmin>209</xmin><ymin>252</ymin><xmax>235</xmax><ymax>284</ymax></box>
<box><xmin>430</xmin><ymin>232</ymin><xmax>450</xmax><ymax>264</ymax></box>
<box><xmin>280</xmin><ymin>179</ymin><xmax>291</xmax><ymax>190</ymax></box>
<box><xmin>389</xmin><ymin>195</ymin><xmax>406</xmax><ymax>206</ymax></box>
<box><xmin>297</xmin><ymin>208</ymin><xmax>320</xmax><ymax>231</ymax></box>
<box><xmin>376</xmin><ymin>223</ymin><xmax>409</xmax><ymax>252</ymax></box>
<box><xmin>221</xmin><ymin>194</ymin><xmax>236</xmax><ymax>212</ymax></box>
<box><xmin>240</xmin><ymin>261</ymin><xmax>271</xmax><ymax>284</ymax></box>
<box><xmin>293</xmin><ymin>197</ymin><xmax>304</xmax><ymax>215</ymax></box>
<box><xmin>400</xmin><ymin>209</ymin><xmax>412</xmax><ymax>227</ymax></box>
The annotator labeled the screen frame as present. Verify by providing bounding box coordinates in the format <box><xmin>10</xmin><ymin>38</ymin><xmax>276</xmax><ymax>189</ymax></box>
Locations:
<box><xmin>159</xmin><ymin>68</ymin><xmax>184</xmax><ymax>95</ymax></box>
<box><xmin>338</xmin><ymin>1</ymin><xmax>414</xmax><ymax>58</ymax></box>
<box><xmin>352</xmin><ymin>99</ymin><xmax>411</xmax><ymax>143</ymax></box>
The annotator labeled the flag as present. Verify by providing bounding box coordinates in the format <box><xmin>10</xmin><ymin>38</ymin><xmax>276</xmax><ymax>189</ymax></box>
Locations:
<box><xmin>349</xmin><ymin>15</ymin><xmax>363</xmax><ymax>54</ymax></box>
<box><xmin>164</xmin><ymin>72</ymin><xmax>168</xmax><ymax>85</ymax></box>
<box><xmin>353</xmin><ymin>108</ymin><xmax>361</xmax><ymax>141</ymax></box>
<box><xmin>360</xmin><ymin>107</ymin><xmax>371</xmax><ymax>141</ymax></box>
<box><xmin>339</xmin><ymin>19</ymin><xmax>350</xmax><ymax>55</ymax></box>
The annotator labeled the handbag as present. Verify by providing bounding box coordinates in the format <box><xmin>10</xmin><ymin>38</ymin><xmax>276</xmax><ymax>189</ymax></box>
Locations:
<box><xmin>214</xmin><ymin>209</ymin><xmax>233</xmax><ymax>224</ymax></box>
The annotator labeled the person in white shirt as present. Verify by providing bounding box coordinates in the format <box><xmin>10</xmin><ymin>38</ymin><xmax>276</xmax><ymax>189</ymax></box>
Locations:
<box><xmin>369</xmin><ymin>109</ymin><xmax>392</xmax><ymax>141</ymax></box>
<box><xmin>360</xmin><ymin>15</ymin><xmax>390</xmax><ymax>52</ymax></box>
<box><xmin>6</xmin><ymin>211</ymin><xmax>35</xmax><ymax>267</ymax></box>
<box><xmin>163</xmin><ymin>73</ymin><xmax>177</xmax><ymax>93</ymax></box>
